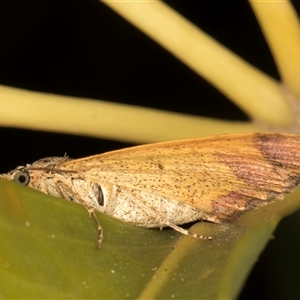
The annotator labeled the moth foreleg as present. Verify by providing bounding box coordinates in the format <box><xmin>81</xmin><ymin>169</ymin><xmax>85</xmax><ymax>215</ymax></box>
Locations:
<box><xmin>88</xmin><ymin>209</ymin><xmax>103</xmax><ymax>249</ymax></box>
<box><xmin>56</xmin><ymin>180</ymin><xmax>104</xmax><ymax>248</ymax></box>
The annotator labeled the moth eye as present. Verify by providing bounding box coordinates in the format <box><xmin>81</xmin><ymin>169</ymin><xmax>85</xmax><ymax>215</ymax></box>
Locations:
<box><xmin>13</xmin><ymin>171</ymin><xmax>30</xmax><ymax>186</ymax></box>
<box><xmin>94</xmin><ymin>184</ymin><xmax>104</xmax><ymax>206</ymax></box>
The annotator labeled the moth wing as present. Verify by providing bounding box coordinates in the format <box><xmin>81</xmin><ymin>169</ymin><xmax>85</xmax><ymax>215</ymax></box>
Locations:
<box><xmin>60</xmin><ymin>133</ymin><xmax>300</xmax><ymax>222</ymax></box>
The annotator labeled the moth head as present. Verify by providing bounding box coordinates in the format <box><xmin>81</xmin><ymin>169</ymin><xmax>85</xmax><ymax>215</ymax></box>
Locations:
<box><xmin>0</xmin><ymin>167</ymin><xmax>31</xmax><ymax>186</ymax></box>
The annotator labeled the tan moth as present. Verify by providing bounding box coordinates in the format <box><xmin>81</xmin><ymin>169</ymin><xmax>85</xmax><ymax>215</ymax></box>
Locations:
<box><xmin>1</xmin><ymin>132</ymin><xmax>300</xmax><ymax>247</ymax></box>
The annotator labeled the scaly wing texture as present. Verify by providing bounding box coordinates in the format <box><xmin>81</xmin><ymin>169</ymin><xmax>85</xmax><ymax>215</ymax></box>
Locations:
<box><xmin>54</xmin><ymin>133</ymin><xmax>300</xmax><ymax>222</ymax></box>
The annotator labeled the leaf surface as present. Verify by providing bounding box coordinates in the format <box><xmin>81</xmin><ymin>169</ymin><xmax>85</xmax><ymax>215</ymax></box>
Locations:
<box><xmin>0</xmin><ymin>179</ymin><xmax>296</xmax><ymax>299</ymax></box>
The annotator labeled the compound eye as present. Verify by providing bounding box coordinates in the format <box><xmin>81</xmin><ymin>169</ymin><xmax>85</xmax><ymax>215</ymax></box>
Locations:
<box><xmin>13</xmin><ymin>171</ymin><xmax>30</xmax><ymax>186</ymax></box>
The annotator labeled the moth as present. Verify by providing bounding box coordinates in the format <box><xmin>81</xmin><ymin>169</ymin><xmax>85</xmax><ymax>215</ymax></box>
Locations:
<box><xmin>1</xmin><ymin>132</ymin><xmax>300</xmax><ymax>247</ymax></box>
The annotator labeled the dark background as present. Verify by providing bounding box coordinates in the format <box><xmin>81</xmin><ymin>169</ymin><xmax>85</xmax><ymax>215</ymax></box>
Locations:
<box><xmin>0</xmin><ymin>1</ymin><xmax>300</xmax><ymax>299</ymax></box>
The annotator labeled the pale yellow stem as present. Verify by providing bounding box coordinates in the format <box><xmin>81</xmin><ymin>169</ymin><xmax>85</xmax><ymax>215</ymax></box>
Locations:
<box><xmin>102</xmin><ymin>0</ymin><xmax>293</xmax><ymax>127</ymax></box>
<box><xmin>0</xmin><ymin>85</ymin><xmax>257</xmax><ymax>143</ymax></box>
<box><xmin>250</xmin><ymin>0</ymin><xmax>300</xmax><ymax>99</ymax></box>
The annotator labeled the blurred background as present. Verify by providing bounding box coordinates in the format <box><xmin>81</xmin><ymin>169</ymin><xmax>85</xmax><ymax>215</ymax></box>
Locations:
<box><xmin>0</xmin><ymin>1</ymin><xmax>299</xmax><ymax>299</ymax></box>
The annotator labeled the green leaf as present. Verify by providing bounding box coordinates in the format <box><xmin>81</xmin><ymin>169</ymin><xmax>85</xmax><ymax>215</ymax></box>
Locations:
<box><xmin>0</xmin><ymin>178</ymin><xmax>295</xmax><ymax>299</ymax></box>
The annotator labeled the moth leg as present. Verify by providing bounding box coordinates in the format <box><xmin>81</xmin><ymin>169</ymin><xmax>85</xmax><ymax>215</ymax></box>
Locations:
<box><xmin>87</xmin><ymin>208</ymin><xmax>103</xmax><ymax>249</ymax></box>
<box><xmin>129</xmin><ymin>192</ymin><xmax>212</xmax><ymax>241</ymax></box>
<box><xmin>163</xmin><ymin>221</ymin><xmax>212</xmax><ymax>240</ymax></box>
<box><xmin>56</xmin><ymin>180</ymin><xmax>104</xmax><ymax>248</ymax></box>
